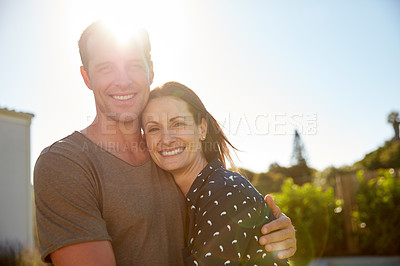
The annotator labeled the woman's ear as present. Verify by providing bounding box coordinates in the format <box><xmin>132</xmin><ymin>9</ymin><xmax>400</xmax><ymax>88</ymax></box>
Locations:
<box><xmin>199</xmin><ymin>117</ymin><xmax>208</xmax><ymax>140</ymax></box>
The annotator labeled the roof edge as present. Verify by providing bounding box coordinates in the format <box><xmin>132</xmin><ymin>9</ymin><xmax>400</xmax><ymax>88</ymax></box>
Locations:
<box><xmin>0</xmin><ymin>107</ymin><xmax>35</xmax><ymax>121</ymax></box>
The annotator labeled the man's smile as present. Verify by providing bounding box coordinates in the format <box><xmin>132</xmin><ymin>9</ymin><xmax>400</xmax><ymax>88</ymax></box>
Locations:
<box><xmin>112</xmin><ymin>94</ymin><xmax>135</xmax><ymax>101</ymax></box>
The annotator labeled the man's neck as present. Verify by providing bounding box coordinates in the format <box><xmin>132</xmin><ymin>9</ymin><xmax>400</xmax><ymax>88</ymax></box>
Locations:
<box><xmin>81</xmin><ymin>116</ymin><xmax>149</xmax><ymax>166</ymax></box>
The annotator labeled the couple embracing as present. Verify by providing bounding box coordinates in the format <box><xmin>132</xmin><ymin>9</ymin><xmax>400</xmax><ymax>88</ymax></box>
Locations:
<box><xmin>34</xmin><ymin>20</ymin><xmax>296</xmax><ymax>265</ymax></box>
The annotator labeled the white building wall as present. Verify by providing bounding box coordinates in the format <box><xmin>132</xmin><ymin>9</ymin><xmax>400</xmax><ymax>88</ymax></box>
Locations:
<box><xmin>0</xmin><ymin>109</ymin><xmax>34</xmax><ymax>248</ymax></box>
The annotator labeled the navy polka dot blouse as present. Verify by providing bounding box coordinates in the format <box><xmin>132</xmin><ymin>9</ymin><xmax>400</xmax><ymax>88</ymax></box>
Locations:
<box><xmin>183</xmin><ymin>158</ymin><xmax>290</xmax><ymax>265</ymax></box>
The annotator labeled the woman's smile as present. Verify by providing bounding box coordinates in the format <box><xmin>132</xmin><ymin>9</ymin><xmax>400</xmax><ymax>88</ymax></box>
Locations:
<box><xmin>160</xmin><ymin>147</ymin><xmax>185</xmax><ymax>157</ymax></box>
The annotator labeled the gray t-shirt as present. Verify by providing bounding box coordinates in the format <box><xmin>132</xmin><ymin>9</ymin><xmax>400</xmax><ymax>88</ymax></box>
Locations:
<box><xmin>34</xmin><ymin>132</ymin><xmax>187</xmax><ymax>265</ymax></box>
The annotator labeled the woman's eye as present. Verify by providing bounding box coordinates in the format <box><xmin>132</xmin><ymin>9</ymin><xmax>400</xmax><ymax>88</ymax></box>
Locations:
<box><xmin>173</xmin><ymin>121</ymin><xmax>186</xmax><ymax>127</ymax></box>
<box><xmin>146</xmin><ymin>127</ymin><xmax>159</xmax><ymax>133</ymax></box>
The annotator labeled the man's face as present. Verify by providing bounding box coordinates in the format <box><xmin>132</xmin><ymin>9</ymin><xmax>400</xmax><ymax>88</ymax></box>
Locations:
<box><xmin>82</xmin><ymin>34</ymin><xmax>154</xmax><ymax>123</ymax></box>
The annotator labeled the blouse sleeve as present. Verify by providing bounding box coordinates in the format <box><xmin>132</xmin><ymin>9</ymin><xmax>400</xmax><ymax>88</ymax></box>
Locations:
<box><xmin>188</xmin><ymin>188</ymin><xmax>289</xmax><ymax>265</ymax></box>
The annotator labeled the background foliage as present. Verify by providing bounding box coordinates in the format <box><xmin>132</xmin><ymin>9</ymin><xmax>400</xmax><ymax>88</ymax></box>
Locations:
<box><xmin>357</xmin><ymin>141</ymin><xmax>400</xmax><ymax>170</ymax></box>
<box><xmin>252</xmin><ymin>167</ymin><xmax>400</xmax><ymax>264</ymax></box>
<box><xmin>353</xmin><ymin>169</ymin><xmax>400</xmax><ymax>255</ymax></box>
<box><xmin>270</xmin><ymin>179</ymin><xmax>344</xmax><ymax>266</ymax></box>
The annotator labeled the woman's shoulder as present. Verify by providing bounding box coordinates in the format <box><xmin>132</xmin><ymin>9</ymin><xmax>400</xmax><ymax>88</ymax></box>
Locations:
<box><xmin>205</xmin><ymin>167</ymin><xmax>265</xmax><ymax>207</ymax></box>
<box><xmin>188</xmin><ymin>159</ymin><xmax>266</xmax><ymax>211</ymax></box>
<box><xmin>211</xmin><ymin>167</ymin><xmax>249</xmax><ymax>185</ymax></box>
<box><xmin>211</xmin><ymin>167</ymin><xmax>258</xmax><ymax>190</ymax></box>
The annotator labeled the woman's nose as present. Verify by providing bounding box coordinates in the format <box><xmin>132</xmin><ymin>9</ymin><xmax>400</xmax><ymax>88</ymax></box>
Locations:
<box><xmin>160</xmin><ymin>129</ymin><xmax>176</xmax><ymax>145</ymax></box>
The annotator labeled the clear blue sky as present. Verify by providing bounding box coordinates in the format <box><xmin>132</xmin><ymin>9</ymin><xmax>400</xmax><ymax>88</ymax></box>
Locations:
<box><xmin>1</xmin><ymin>0</ymin><xmax>399</xmax><ymax>175</ymax></box>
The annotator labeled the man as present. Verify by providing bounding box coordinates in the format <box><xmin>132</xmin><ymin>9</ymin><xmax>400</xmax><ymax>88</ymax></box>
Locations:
<box><xmin>34</xmin><ymin>20</ymin><xmax>296</xmax><ymax>265</ymax></box>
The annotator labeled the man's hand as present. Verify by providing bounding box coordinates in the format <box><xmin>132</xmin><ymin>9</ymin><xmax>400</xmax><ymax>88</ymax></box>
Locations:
<box><xmin>259</xmin><ymin>194</ymin><xmax>296</xmax><ymax>259</ymax></box>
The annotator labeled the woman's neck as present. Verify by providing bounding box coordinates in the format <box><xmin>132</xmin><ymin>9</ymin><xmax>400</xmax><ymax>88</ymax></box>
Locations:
<box><xmin>172</xmin><ymin>156</ymin><xmax>208</xmax><ymax>196</ymax></box>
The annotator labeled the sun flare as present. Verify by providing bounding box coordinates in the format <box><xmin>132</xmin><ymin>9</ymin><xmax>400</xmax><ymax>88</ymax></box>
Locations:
<box><xmin>100</xmin><ymin>18</ymin><xmax>145</xmax><ymax>46</ymax></box>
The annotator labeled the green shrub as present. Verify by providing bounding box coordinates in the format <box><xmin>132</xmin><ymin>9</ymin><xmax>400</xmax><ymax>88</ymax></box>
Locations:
<box><xmin>272</xmin><ymin>178</ymin><xmax>343</xmax><ymax>265</ymax></box>
<box><xmin>353</xmin><ymin>169</ymin><xmax>400</xmax><ymax>255</ymax></box>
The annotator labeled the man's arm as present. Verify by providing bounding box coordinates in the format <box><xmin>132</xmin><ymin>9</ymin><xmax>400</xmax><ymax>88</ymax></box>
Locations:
<box><xmin>259</xmin><ymin>195</ymin><xmax>297</xmax><ymax>259</ymax></box>
<box><xmin>51</xmin><ymin>241</ymin><xmax>116</xmax><ymax>266</ymax></box>
<box><xmin>34</xmin><ymin>149</ymin><xmax>112</xmax><ymax>263</ymax></box>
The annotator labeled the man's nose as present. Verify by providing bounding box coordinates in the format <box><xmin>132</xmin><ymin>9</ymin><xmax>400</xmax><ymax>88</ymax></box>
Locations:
<box><xmin>114</xmin><ymin>69</ymin><xmax>132</xmax><ymax>87</ymax></box>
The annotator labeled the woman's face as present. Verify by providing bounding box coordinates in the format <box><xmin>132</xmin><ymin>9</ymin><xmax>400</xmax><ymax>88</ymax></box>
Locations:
<box><xmin>142</xmin><ymin>96</ymin><xmax>207</xmax><ymax>174</ymax></box>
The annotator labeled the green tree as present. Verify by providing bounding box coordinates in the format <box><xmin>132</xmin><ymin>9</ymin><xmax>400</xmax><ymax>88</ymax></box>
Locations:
<box><xmin>289</xmin><ymin>130</ymin><xmax>312</xmax><ymax>184</ymax></box>
<box><xmin>387</xmin><ymin>111</ymin><xmax>400</xmax><ymax>141</ymax></box>
<box><xmin>291</xmin><ymin>130</ymin><xmax>308</xmax><ymax>167</ymax></box>
<box><xmin>379</xmin><ymin>141</ymin><xmax>400</xmax><ymax>168</ymax></box>
<box><xmin>358</xmin><ymin>141</ymin><xmax>400</xmax><ymax>170</ymax></box>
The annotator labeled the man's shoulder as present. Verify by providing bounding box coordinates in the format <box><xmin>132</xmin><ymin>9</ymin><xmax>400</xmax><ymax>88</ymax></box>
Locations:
<box><xmin>35</xmin><ymin>131</ymin><xmax>96</xmax><ymax>173</ymax></box>
<box><xmin>33</xmin><ymin>132</ymin><xmax>97</xmax><ymax>191</ymax></box>
<box><xmin>40</xmin><ymin>131</ymin><xmax>87</xmax><ymax>156</ymax></box>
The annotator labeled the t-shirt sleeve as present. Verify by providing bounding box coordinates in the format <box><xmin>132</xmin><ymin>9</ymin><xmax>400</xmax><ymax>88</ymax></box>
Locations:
<box><xmin>34</xmin><ymin>150</ymin><xmax>112</xmax><ymax>263</ymax></box>
<box><xmin>188</xmin><ymin>188</ymin><xmax>289</xmax><ymax>265</ymax></box>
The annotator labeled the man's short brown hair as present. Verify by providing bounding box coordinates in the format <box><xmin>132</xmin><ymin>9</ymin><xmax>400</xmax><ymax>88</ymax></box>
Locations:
<box><xmin>78</xmin><ymin>20</ymin><xmax>152</xmax><ymax>72</ymax></box>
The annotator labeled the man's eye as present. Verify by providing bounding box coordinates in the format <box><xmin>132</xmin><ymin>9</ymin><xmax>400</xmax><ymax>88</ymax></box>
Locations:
<box><xmin>99</xmin><ymin>66</ymin><xmax>112</xmax><ymax>72</ymax></box>
<box><xmin>128</xmin><ymin>64</ymin><xmax>143</xmax><ymax>70</ymax></box>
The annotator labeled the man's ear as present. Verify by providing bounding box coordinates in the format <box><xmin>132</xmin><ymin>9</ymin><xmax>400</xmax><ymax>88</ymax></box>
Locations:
<box><xmin>149</xmin><ymin>61</ymin><xmax>154</xmax><ymax>85</ymax></box>
<box><xmin>80</xmin><ymin>66</ymin><xmax>92</xmax><ymax>90</ymax></box>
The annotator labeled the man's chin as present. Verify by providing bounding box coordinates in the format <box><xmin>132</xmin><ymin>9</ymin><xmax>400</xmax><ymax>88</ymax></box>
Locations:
<box><xmin>106</xmin><ymin>112</ymin><xmax>141</xmax><ymax>123</ymax></box>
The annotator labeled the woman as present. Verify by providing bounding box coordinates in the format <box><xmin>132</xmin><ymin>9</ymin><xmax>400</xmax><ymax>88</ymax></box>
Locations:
<box><xmin>142</xmin><ymin>81</ymin><xmax>289</xmax><ymax>265</ymax></box>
